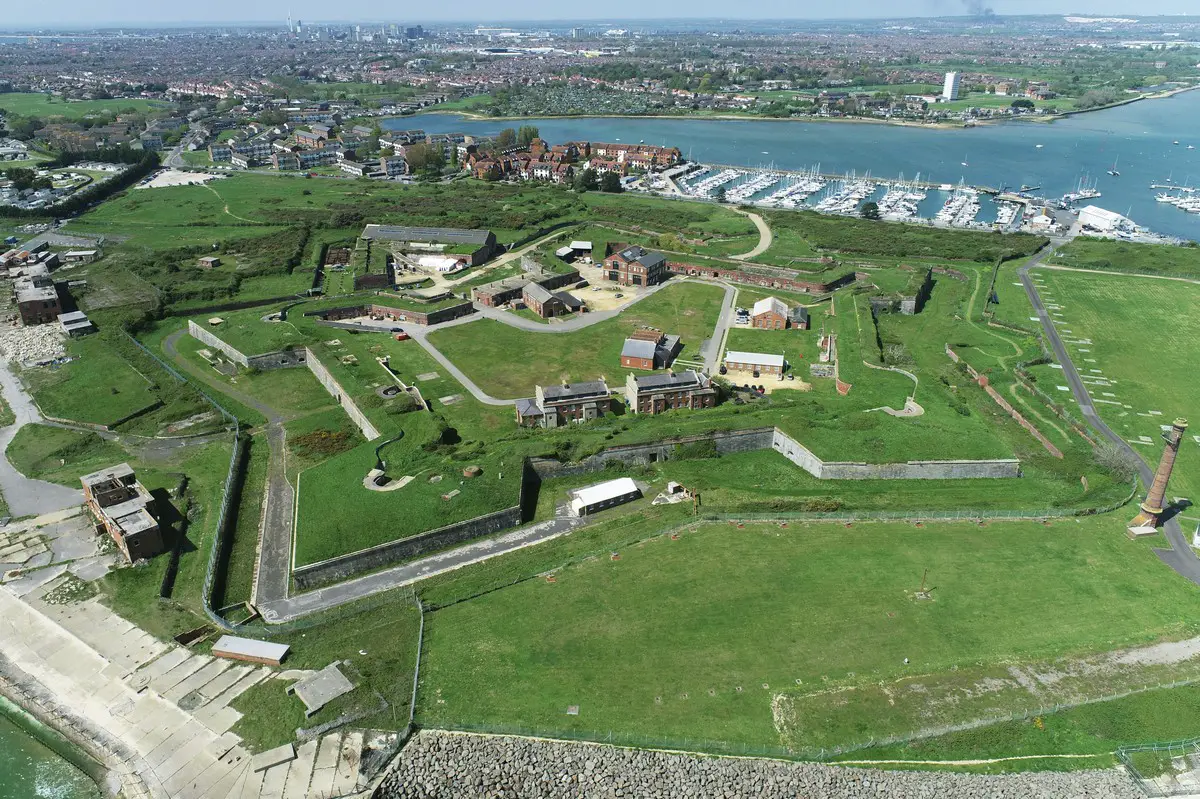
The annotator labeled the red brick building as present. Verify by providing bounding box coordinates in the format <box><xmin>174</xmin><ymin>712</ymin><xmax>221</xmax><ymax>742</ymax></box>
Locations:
<box><xmin>751</xmin><ymin>297</ymin><xmax>789</xmax><ymax>330</ymax></box>
<box><xmin>605</xmin><ymin>246</ymin><xmax>668</xmax><ymax>287</ymax></box>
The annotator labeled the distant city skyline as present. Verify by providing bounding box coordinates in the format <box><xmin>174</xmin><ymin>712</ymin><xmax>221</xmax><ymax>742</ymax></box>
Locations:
<box><xmin>3</xmin><ymin>3</ymin><xmax>1200</xmax><ymax>28</ymax></box>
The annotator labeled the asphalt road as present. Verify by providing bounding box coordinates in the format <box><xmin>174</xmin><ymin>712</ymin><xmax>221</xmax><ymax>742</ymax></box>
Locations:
<box><xmin>1018</xmin><ymin>249</ymin><xmax>1200</xmax><ymax>587</ymax></box>
<box><xmin>161</xmin><ymin>329</ymin><xmax>295</xmax><ymax>605</ymax></box>
<box><xmin>0</xmin><ymin>362</ymin><xmax>83</xmax><ymax>517</ymax></box>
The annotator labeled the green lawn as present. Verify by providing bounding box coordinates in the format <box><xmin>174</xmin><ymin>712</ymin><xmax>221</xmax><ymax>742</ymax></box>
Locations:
<box><xmin>419</xmin><ymin>516</ymin><xmax>1200</xmax><ymax>753</ymax></box>
<box><xmin>20</xmin><ymin>336</ymin><xmax>158</xmax><ymax>426</ymax></box>
<box><xmin>231</xmin><ymin>595</ymin><xmax>421</xmax><ymax>752</ymax></box>
<box><xmin>1029</xmin><ymin>268</ymin><xmax>1200</xmax><ymax>500</ymax></box>
<box><xmin>428</xmin><ymin>281</ymin><xmax>726</xmax><ymax>399</ymax></box>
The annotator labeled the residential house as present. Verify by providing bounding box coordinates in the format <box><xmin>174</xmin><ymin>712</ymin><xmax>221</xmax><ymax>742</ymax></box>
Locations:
<box><xmin>522</xmin><ymin>282</ymin><xmax>580</xmax><ymax>318</ymax></box>
<box><xmin>515</xmin><ymin>380</ymin><xmax>612</xmax><ymax>428</ymax></box>
<box><xmin>624</xmin><ymin>370</ymin><xmax>717</xmax><ymax>415</ymax></box>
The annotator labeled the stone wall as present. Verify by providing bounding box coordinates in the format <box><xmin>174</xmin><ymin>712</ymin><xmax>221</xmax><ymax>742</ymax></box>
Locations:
<box><xmin>305</xmin><ymin>347</ymin><xmax>382</xmax><ymax>441</ymax></box>
<box><xmin>771</xmin><ymin>429</ymin><xmax>1021</xmax><ymax>480</ymax></box>
<box><xmin>293</xmin><ymin>503</ymin><xmax>523</xmax><ymax>590</ymax></box>
<box><xmin>372</xmin><ymin>731</ymin><xmax>1141</xmax><ymax>799</ymax></box>
<box><xmin>246</xmin><ymin>349</ymin><xmax>307</xmax><ymax>371</ymax></box>
<box><xmin>187</xmin><ymin>319</ymin><xmax>250</xmax><ymax>367</ymax></box>
<box><xmin>529</xmin><ymin>428</ymin><xmax>777</xmax><ymax>480</ymax></box>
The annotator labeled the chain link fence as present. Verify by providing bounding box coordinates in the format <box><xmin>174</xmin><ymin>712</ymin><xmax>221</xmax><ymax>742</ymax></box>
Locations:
<box><xmin>1118</xmin><ymin>737</ymin><xmax>1200</xmax><ymax>797</ymax></box>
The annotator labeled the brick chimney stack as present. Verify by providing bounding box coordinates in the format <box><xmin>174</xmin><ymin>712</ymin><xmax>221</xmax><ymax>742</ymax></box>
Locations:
<box><xmin>1128</xmin><ymin>417</ymin><xmax>1189</xmax><ymax>537</ymax></box>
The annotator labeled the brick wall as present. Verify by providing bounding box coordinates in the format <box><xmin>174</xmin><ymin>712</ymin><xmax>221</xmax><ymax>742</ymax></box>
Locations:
<box><xmin>946</xmin><ymin>346</ymin><xmax>1064</xmax><ymax>459</ymax></box>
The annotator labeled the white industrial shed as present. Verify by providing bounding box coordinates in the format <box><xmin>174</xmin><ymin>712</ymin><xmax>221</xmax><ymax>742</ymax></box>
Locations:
<box><xmin>568</xmin><ymin>477</ymin><xmax>642</xmax><ymax>517</ymax></box>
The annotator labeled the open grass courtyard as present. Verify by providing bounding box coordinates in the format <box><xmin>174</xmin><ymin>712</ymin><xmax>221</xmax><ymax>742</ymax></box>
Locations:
<box><xmin>427</xmin><ymin>281</ymin><xmax>727</xmax><ymax>399</ymax></box>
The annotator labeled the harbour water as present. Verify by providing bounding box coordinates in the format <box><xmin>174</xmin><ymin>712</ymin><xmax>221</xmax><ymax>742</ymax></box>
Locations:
<box><xmin>392</xmin><ymin>88</ymin><xmax>1200</xmax><ymax>242</ymax></box>
<box><xmin>0</xmin><ymin>696</ymin><xmax>103</xmax><ymax>799</ymax></box>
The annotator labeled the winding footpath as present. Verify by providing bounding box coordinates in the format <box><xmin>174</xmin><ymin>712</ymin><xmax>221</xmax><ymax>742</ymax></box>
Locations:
<box><xmin>729</xmin><ymin>208</ymin><xmax>774</xmax><ymax>261</ymax></box>
<box><xmin>1018</xmin><ymin>248</ymin><xmax>1200</xmax><ymax>587</ymax></box>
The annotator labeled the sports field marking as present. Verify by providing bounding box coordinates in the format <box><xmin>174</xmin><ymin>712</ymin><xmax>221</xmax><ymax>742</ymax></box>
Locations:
<box><xmin>1094</xmin><ymin>399</ymin><xmax>1123</xmax><ymax>405</ymax></box>
<box><xmin>1102</xmin><ymin>392</ymin><xmax>1116</xmax><ymax>397</ymax></box>
<box><xmin>1084</xmin><ymin>358</ymin><xmax>1097</xmax><ymax>363</ymax></box>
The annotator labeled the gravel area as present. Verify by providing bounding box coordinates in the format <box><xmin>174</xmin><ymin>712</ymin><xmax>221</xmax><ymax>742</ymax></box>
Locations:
<box><xmin>373</xmin><ymin>731</ymin><xmax>1142</xmax><ymax>799</ymax></box>
<box><xmin>0</xmin><ymin>323</ymin><xmax>66</xmax><ymax>366</ymax></box>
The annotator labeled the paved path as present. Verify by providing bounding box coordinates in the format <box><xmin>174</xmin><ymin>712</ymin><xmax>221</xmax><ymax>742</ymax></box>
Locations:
<box><xmin>259</xmin><ymin>512</ymin><xmax>586</xmax><ymax>622</ymax></box>
<box><xmin>0</xmin><ymin>360</ymin><xmax>84</xmax><ymax>517</ymax></box>
<box><xmin>1018</xmin><ymin>250</ymin><xmax>1200</xmax><ymax>587</ymax></box>
<box><xmin>729</xmin><ymin>209</ymin><xmax>773</xmax><ymax>261</ymax></box>
<box><xmin>161</xmin><ymin>330</ymin><xmax>294</xmax><ymax>605</ymax></box>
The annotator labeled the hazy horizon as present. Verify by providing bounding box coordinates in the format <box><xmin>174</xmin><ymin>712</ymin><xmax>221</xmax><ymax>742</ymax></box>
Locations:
<box><xmin>2</xmin><ymin>4</ymin><xmax>1198</xmax><ymax>29</ymax></box>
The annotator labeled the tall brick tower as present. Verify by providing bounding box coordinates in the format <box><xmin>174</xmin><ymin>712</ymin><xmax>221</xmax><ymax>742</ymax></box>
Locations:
<box><xmin>1128</xmin><ymin>418</ymin><xmax>1189</xmax><ymax>536</ymax></box>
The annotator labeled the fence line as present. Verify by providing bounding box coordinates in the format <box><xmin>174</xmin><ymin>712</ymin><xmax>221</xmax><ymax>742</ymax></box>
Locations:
<box><xmin>1118</xmin><ymin>736</ymin><xmax>1200</xmax><ymax>797</ymax></box>
<box><xmin>121</xmin><ymin>330</ymin><xmax>242</xmax><ymax>633</ymax></box>
<box><xmin>702</xmin><ymin>484</ymin><xmax>1136</xmax><ymax>523</ymax></box>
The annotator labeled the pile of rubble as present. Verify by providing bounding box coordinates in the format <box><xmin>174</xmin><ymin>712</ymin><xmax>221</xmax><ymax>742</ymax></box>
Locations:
<box><xmin>0</xmin><ymin>322</ymin><xmax>67</xmax><ymax>366</ymax></box>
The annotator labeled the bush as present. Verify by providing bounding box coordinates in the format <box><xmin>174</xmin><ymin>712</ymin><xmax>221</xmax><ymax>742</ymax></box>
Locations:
<box><xmin>674</xmin><ymin>439</ymin><xmax>719</xmax><ymax>460</ymax></box>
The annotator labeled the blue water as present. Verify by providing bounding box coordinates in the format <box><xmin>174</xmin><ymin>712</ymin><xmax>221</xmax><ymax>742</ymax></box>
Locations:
<box><xmin>390</xmin><ymin>90</ymin><xmax>1200</xmax><ymax>242</ymax></box>
<box><xmin>0</xmin><ymin>698</ymin><xmax>101</xmax><ymax>799</ymax></box>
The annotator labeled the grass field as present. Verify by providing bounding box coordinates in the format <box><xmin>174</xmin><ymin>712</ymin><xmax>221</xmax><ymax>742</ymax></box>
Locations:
<box><xmin>1029</xmin><ymin>268</ymin><xmax>1200</xmax><ymax>500</ymax></box>
<box><xmin>427</xmin><ymin>281</ymin><xmax>726</xmax><ymax>399</ymax></box>
<box><xmin>418</xmin><ymin>516</ymin><xmax>1200</xmax><ymax>753</ymax></box>
<box><xmin>6</xmin><ymin>425</ymin><xmax>128</xmax><ymax>485</ymax></box>
<box><xmin>1048</xmin><ymin>238</ymin><xmax>1200</xmax><ymax>278</ymax></box>
<box><xmin>230</xmin><ymin>596</ymin><xmax>421</xmax><ymax>751</ymax></box>
<box><xmin>0</xmin><ymin>92</ymin><xmax>173</xmax><ymax>119</ymax></box>
<box><xmin>20</xmin><ymin>336</ymin><xmax>158</xmax><ymax>426</ymax></box>
<box><xmin>836</xmin><ymin>684</ymin><xmax>1200</xmax><ymax>772</ymax></box>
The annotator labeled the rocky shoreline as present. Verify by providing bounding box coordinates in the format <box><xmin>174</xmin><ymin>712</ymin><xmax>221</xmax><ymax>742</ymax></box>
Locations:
<box><xmin>373</xmin><ymin>730</ymin><xmax>1143</xmax><ymax>799</ymax></box>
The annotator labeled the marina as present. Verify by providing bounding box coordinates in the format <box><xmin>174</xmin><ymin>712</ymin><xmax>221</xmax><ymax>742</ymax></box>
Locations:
<box><xmin>402</xmin><ymin>87</ymin><xmax>1200</xmax><ymax>242</ymax></box>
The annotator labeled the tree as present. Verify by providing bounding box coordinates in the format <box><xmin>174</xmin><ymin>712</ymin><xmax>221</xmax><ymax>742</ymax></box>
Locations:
<box><xmin>496</xmin><ymin>127</ymin><xmax>517</xmax><ymax>149</ymax></box>
<box><xmin>714</xmin><ymin>185</ymin><xmax>726</xmax><ymax>203</ymax></box>
<box><xmin>1010</xmin><ymin>98</ymin><xmax>1035</xmax><ymax>110</ymax></box>
<box><xmin>404</xmin><ymin>142</ymin><xmax>445</xmax><ymax>174</ymax></box>
<box><xmin>860</xmin><ymin>201</ymin><xmax>881</xmax><ymax>220</ymax></box>
<box><xmin>600</xmin><ymin>172</ymin><xmax>624</xmax><ymax>193</ymax></box>
<box><xmin>575</xmin><ymin>168</ymin><xmax>599</xmax><ymax>193</ymax></box>
<box><xmin>517</xmin><ymin>125</ymin><xmax>540</xmax><ymax>146</ymax></box>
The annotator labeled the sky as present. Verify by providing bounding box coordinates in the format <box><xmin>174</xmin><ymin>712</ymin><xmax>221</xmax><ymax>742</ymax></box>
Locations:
<box><xmin>2</xmin><ymin>2</ymin><xmax>1197</xmax><ymax>28</ymax></box>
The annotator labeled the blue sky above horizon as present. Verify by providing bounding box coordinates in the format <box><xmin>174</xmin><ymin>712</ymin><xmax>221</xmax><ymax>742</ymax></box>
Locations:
<box><xmin>2</xmin><ymin>3</ymin><xmax>1199</xmax><ymax>28</ymax></box>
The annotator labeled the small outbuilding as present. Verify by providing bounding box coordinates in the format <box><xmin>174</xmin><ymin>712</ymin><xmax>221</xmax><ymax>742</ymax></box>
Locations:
<box><xmin>568</xmin><ymin>477</ymin><xmax>643</xmax><ymax>517</ymax></box>
<box><xmin>197</xmin><ymin>256</ymin><xmax>221</xmax><ymax>269</ymax></box>
<box><xmin>212</xmin><ymin>635</ymin><xmax>290</xmax><ymax>666</ymax></box>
